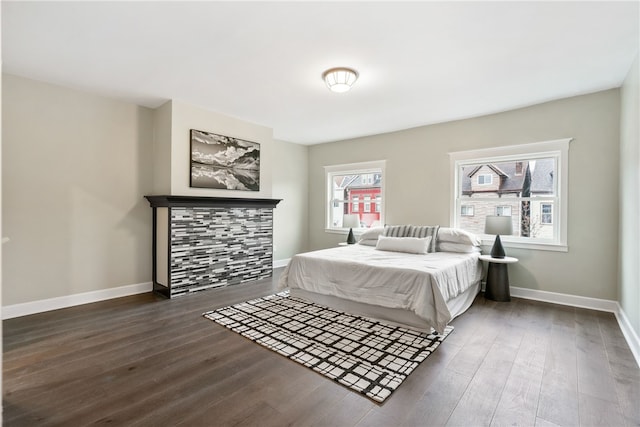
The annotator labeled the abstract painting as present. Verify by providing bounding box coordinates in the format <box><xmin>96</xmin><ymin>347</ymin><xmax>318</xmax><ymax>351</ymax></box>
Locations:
<box><xmin>190</xmin><ymin>129</ymin><xmax>260</xmax><ymax>191</ymax></box>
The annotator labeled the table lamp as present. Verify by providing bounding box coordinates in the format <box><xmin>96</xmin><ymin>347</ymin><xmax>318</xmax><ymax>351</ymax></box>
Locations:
<box><xmin>484</xmin><ymin>215</ymin><xmax>513</xmax><ymax>258</ymax></box>
<box><xmin>343</xmin><ymin>214</ymin><xmax>360</xmax><ymax>244</ymax></box>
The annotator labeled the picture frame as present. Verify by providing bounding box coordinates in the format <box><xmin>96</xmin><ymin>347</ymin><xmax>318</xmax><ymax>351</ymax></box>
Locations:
<box><xmin>190</xmin><ymin>129</ymin><xmax>260</xmax><ymax>191</ymax></box>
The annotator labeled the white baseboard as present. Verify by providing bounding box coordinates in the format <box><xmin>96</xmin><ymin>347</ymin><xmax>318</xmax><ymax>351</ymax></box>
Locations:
<box><xmin>511</xmin><ymin>286</ymin><xmax>639</xmax><ymax>368</ymax></box>
<box><xmin>2</xmin><ymin>281</ymin><xmax>153</xmax><ymax>320</ymax></box>
<box><xmin>273</xmin><ymin>258</ymin><xmax>291</xmax><ymax>269</ymax></box>
<box><xmin>510</xmin><ymin>286</ymin><xmax>619</xmax><ymax>312</ymax></box>
<box><xmin>615</xmin><ymin>305</ymin><xmax>640</xmax><ymax>368</ymax></box>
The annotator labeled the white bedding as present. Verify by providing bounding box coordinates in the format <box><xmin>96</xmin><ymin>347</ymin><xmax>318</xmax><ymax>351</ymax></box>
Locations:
<box><xmin>277</xmin><ymin>245</ymin><xmax>483</xmax><ymax>332</ymax></box>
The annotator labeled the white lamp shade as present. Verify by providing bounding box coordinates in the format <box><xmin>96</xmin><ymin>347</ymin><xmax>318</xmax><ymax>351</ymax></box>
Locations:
<box><xmin>322</xmin><ymin>67</ymin><xmax>358</xmax><ymax>93</ymax></box>
<box><xmin>343</xmin><ymin>214</ymin><xmax>360</xmax><ymax>228</ymax></box>
<box><xmin>484</xmin><ymin>215</ymin><xmax>513</xmax><ymax>236</ymax></box>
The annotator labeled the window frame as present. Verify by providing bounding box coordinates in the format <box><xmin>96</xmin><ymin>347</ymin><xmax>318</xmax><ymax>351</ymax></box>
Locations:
<box><xmin>364</xmin><ymin>195</ymin><xmax>372</xmax><ymax>213</ymax></box>
<box><xmin>325</xmin><ymin>160</ymin><xmax>386</xmax><ymax>234</ymax></box>
<box><xmin>496</xmin><ymin>206</ymin><xmax>512</xmax><ymax>216</ymax></box>
<box><xmin>352</xmin><ymin>195</ymin><xmax>359</xmax><ymax>212</ymax></box>
<box><xmin>477</xmin><ymin>174</ymin><xmax>493</xmax><ymax>185</ymax></box>
<box><xmin>461</xmin><ymin>205</ymin><xmax>474</xmax><ymax>216</ymax></box>
<box><xmin>541</xmin><ymin>203</ymin><xmax>553</xmax><ymax>225</ymax></box>
<box><xmin>449</xmin><ymin>138</ymin><xmax>571</xmax><ymax>252</ymax></box>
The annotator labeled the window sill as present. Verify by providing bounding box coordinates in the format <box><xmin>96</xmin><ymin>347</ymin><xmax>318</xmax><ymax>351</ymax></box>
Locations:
<box><xmin>325</xmin><ymin>228</ymin><xmax>365</xmax><ymax>236</ymax></box>
<box><xmin>481</xmin><ymin>239</ymin><xmax>568</xmax><ymax>253</ymax></box>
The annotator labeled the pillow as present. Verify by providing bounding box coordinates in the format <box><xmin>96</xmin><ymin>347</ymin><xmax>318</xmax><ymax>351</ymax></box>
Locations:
<box><xmin>407</xmin><ymin>225</ymin><xmax>440</xmax><ymax>253</ymax></box>
<box><xmin>358</xmin><ymin>227</ymin><xmax>384</xmax><ymax>242</ymax></box>
<box><xmin>382</xmin><ymin>224</ymin><xmax>412</xmax><ymax>237</ymax></box>
<box><xmin>358</xmin><ymin>239</ymin><xmax>378</xmax><ymax>247</ymax></box>
<box><xmin>437</xmin><ymin>227</ymin><xmax>481</xmax><ymax>246</ymax></box>
<box><xmin>437</xmin><ymin>241</ymin><xmax>481</xmax><ymax>253</ymax></box>
<box><xmin>375</xmin><ymin>235</ymin><xmax>432</xmax><ymax>254</ymax></box>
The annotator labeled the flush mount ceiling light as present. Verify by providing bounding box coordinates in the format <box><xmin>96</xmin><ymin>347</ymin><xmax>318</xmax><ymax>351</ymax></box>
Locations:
<box><xmin>322</xmin><ymin>67</ymin><xmax>359</xmax><ymax>93</ymax></box>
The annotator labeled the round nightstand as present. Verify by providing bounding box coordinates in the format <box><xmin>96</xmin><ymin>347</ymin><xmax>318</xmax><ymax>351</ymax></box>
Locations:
<box><xmin>478</xmin><ymin>255</ymin><xmax>518</xmax><ymax>302</ymax></box>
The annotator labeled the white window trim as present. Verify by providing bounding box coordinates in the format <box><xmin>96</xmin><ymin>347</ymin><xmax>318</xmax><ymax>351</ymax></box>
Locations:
<box><xmin>449</xmin><ymin>138</ymin><xmax>572</xmax><ymax>252</ymax></box>
<box><xmin>364</xmin><ymin>195</ymin><xmax>372</xmax><ymax>213</ymax></box>
<box><xmin>352</xmin><ymin>195</ymin><xmax>359</xmax><ymax>212</ymax></box>
<box><xmin>324</xmin><ymin>160</ymin><xmax>386</xmax><ymax>234</ymax></box>
<box><xmin>478</xmin><ymin>174</ymin><xmax>493</xmax><ymax>185</ymax></box>
<box><xmin>541</xmin><ymin>203</ymin><xmax>553</xmax><ymax>225</ymax></box>
<box><xmin>496</xmin><ymin>205</ymin><xmax>512</xmax><ymax>216</ymax></box>
<box><xmin>461</xmin><ymin>205</ymin><xmax>474</xmax><ymax>216</ymax></box>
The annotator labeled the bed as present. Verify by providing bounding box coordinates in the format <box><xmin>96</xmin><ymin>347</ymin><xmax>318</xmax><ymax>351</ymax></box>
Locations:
<box><xmin>277</xmin><ymin>229</ymin><xmax>483</xmax><ymax>333</ymax></box>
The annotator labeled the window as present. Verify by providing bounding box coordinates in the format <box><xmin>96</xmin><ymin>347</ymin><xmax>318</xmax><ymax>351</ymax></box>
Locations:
<box><xmin>325</xmin><ymin>161</ymin><xmax>385</xmax><ymax>232</ymax></box>
<box><xmin>478</xmin><ymin>174</ymin><xmax>492</xmax><ymax>185</ymax></box>
<box><xmin>449</xmin><ymin>138</ymin><xmax>571</xmax><ymax>251</ymax></box>
<box><xmin>461</xmin><ymin>205</ymin><xmax>474</xmax><ymax>216</ymax></box>
<box><xmin>496</xmin><ymin>206</ymin><xmax>512</xmax><ymax>216</ymax></box>
<box><xmin>541</xmin><ymin>203</ymin><xmax>553</xmax><ymax>224</ymax></box>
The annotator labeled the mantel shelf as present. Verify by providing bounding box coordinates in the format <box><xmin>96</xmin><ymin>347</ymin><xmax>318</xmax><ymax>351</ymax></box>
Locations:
<box><xmin>144</xmin><ymin>195</ymin><xmax>282</xmax><ymax>209</ymax></box>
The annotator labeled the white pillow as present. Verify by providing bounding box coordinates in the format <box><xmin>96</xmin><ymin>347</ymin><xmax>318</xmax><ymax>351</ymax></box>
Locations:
<box><xmin>437</xmin><ymin>227</ymin><xmax>481</xmax><ymax>246</ymax></box>
<box><xmin>358</xmin><ymin>239</ymin><xmax>378</xmax><ymax>247</ymax></box>
<box><xmin>437</xmin><ymin>241</ymin><xmax>481</xmax><ymax>253</ymax></box>
<box><xmin>375</xmin><ymin>236</ymin><xmax>432</xmax><ymax>254</ymax></box>
<box><xmin>358</xmin><ymin>227</ymin><xmax>384</xmax><ymax>242</ymax></box>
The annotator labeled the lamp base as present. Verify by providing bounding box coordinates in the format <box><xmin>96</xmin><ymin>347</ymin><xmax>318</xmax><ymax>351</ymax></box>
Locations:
<box><xmin>346</xmin><ymin>228</ymin><xmax>356</xmax><ymax>245</ymax></box>
<box><xmin>490</xmin><ymin>235</ymin><xmax>506</xmax><ymax>258</ymax></box>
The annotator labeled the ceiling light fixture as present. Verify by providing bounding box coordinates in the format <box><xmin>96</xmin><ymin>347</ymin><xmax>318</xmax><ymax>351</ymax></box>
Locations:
<box><xmin>322</xmin><ymin>67</ymin><xmax>359</xmax><ymax>93</ymax></box>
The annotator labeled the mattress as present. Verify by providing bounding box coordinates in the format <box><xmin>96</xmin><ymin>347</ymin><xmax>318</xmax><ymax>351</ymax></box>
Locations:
<box><xmin>277</xmin><ymin>244</ymin><xmax>483</xmax><ymax>332</ymax></box>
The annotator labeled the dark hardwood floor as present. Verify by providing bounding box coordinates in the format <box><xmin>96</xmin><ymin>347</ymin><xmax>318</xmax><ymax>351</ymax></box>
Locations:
<box><xmin>4</xmin><ymin>269</ymin><xmax>639</xmax><ymax>426</ymax></box>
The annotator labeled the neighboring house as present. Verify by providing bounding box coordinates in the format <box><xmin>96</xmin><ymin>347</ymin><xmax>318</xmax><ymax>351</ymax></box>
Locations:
<box><xmin>333</xmin><ymin>173</ymin><xmax>382</xmax><ymax>228</ymax></box>
<box><xmin>459</xmin><ymin>159</ymin><xmax>555</xmax><ymax>239</ymax></box>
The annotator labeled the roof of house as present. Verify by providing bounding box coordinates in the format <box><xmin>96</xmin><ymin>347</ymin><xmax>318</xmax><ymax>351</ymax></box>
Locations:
<box><xmin>462</xmin><ymin>159</ymin><xmax>554</xmax><ymax>195</ymax></box>
<box><xmin>336</xmin><ymin>173</ymin><xmax>382</xmax><ymax>189</ymax></box>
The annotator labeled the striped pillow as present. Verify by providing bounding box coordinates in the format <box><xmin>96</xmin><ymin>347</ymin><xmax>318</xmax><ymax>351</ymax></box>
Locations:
<box><xmin>407</xmin><ymin>225</ymin><xmax>440</xmax><ymax>253</ymax></box>
<box><xmin>382</xmin><ymin>225</ymin><xmax>412</xmax><ymax>238</ymax></box>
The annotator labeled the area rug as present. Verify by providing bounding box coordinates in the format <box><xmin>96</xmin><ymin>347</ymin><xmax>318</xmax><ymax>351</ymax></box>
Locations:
<box><xmin>203</xmin><ymin>291</ymin><xmax>453</xmax><ymax>403</ymax></box>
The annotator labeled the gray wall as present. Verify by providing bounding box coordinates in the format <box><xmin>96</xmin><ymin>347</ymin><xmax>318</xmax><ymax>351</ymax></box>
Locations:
<box><xmin>2</xmin><ymin>74</ymin><xmax>155</xmax><ymax>305</ymax></box>
<box><xmin>1</xmin><ymin>74</ymin><xmax>310</xmax><ymax>306</ymax></box>
<box><xmin>272</xmin><ymin>139</ymin><xmax>309</xmax><ymax>261</ymax></box>
<box><xmin>151</xmin><ymin>101</ymin><xmax>172</xmax><ymax>194</ymax></box>
<box><xmin>309</xmin><ymin>90</ymin><xmax>621</xmax><ymax>301</ymax></box>
<box><xmin>168</xmin><ymin>100</ymin><xmax>274</xmax><ymax>198</ymax></box>
<box><xmin>619</xmin><ymin>53</ymin><xmax>640</xmax><ymax>339</ymax></box>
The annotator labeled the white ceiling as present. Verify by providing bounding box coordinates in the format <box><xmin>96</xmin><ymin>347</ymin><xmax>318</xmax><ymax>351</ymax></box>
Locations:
<box><xmin>2</xmin><ymin>1</ymin><xmax>639</xmax><ymax>145</ymax></box>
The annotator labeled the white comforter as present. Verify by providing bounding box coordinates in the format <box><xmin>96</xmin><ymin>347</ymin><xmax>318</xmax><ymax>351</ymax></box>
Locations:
<box><xmin>277</xmin><ymin>245</ymin><xmax>483</xmax><ymax>332</ymax></box>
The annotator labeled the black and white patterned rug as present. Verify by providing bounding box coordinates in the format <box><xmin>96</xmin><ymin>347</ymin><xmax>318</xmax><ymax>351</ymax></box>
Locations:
<box><xmin>203</xmin><ymin>291</ymin><xmax>453</xmax><ymax>403</ymax></box>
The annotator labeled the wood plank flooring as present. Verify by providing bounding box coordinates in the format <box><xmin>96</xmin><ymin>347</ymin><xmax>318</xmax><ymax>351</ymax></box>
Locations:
<box><xmin>4</xmin><ymin>269</ymin><xmax>639</xmax><ymax>426</ymax></box>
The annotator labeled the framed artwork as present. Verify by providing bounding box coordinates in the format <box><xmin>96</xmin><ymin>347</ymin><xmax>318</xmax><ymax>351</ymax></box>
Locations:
<box><xmin>190</xmin><ymin>129</ymin><xmax>260</xmax><ymax>191</ymax></box>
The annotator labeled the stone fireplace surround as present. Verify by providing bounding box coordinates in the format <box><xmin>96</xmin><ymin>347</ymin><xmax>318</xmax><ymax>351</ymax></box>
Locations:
<box><xmin>145</xmin><ymin>195</ymin><xmax>281</xmax><ymax>298</ymax></box>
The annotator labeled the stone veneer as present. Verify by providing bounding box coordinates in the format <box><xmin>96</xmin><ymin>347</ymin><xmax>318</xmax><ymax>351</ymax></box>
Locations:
<box><xmin>170</xmin><ymin>207</ymin><xmax>273</xmax><ymax>296</ymax></box>
<box><xmin>145</xmin><ymin>196</ymin><xmax>281</xmax><ymax>298</ymax></box>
